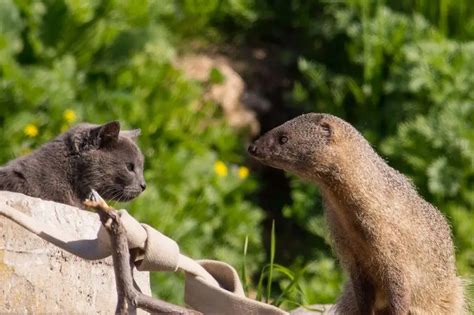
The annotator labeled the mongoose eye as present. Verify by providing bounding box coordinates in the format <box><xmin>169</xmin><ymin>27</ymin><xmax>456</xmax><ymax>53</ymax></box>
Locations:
<box><xmin>126</xmin><ymin>163</ymin><xmax>135</xmax><ymax>172</ymax></box>
<box><xmin>279</xmin><ymin>135</ymin><xmax>288</xmax><ymax>145</ymax></box>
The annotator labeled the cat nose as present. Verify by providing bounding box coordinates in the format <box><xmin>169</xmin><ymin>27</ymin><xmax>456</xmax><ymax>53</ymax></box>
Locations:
<box><xmin>140</xmin><ymin>183</ymin><xmax>147</xmax><ymax>191</ymax></box>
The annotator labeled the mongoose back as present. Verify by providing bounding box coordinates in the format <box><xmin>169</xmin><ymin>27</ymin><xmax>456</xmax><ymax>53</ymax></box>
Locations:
<box><xmin>0</xmin><ymin>121</ymin><xmax>146</xmax><ymax>208</ymax></box>
<box><xmin>248</xmin><ymin>113</ymin><xmax>465</xmax><ymax>314</ymax></box>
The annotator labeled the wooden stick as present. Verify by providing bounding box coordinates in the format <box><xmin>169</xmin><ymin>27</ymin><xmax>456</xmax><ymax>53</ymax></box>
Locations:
<box><xmin>84</xmin><ymin>190</ymin><xmax>201</xmax><ymax>315</ymax></box>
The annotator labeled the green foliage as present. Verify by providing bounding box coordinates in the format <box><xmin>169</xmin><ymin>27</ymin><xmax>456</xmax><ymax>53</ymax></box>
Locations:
<box><xmin>253</xmin><ymin>223</ymin><xmax>344</xmax><ymax>309</ymax></box>
<box><xmin>0</xmin><ymin>0</ymin><xmax>263</xmax><ymax>304</ymax></box>
<box><xmin>380</xmin><ymin>41</ymin><xmax>474</xmax><ymax>274</ymax></box>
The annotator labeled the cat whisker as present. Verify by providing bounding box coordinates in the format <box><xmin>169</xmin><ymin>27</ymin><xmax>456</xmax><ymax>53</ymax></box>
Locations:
<box><xmin>108</xmin><ymin>188</ymin><xmax>125</xmax><ymax>203</ymax></box>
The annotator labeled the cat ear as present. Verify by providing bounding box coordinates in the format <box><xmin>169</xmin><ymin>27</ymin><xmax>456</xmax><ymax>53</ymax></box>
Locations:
<box><xmin>120</xmin><ymin>129</ymin><xmax>141</xmax><ymax>141</ymax></box>
<box><xmin>91</xmin><ymin>121</ymin><xmax>121</xmax><ymax>148</ymax></box>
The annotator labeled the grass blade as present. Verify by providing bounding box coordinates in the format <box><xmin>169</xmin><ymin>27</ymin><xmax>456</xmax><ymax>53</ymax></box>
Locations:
<box><xmin>266</xmin><ymin>220</ymin><xmax>276</xmax><ymax>303</ymax></box>
<box><xmin>256</xmin><ymin>264</ymin><xmax>268</xmax><ymax>301</ymax></box>
<box><xmin>241</xmin><ymin>235</ymin><xmax>249</xmax><ymax>295</ymax></box>
<box><xmin>273</xmin><ymin>265</ymin><xmax>306</xmax><ymax>307</ymax></box>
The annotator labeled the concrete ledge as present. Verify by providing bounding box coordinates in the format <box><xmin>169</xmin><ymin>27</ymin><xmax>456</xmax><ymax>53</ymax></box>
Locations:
<box><xmin>0</xmin><ymin>191</ymin><xmax>151</xmax><ymax>313</ymax></box>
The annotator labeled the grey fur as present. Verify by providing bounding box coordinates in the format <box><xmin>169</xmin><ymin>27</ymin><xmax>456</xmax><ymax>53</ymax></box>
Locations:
<box><xmin>0</xmin><ymin>121</ymin><xmax>146</xmax><ymax>209</ymax></box>
<box><xmin>249</xmin><ymin>113</ymin><xmax>465</xmax><ymax>314</ymax></box>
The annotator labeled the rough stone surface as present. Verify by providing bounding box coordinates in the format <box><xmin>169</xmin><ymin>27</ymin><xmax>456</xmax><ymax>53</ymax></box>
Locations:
<box><xmin>0</xmin><ymin>191</ymin><xmax>151</xmax><ymax>313</ymax></box>
<box><xmin>175</xmin><ymin>54</ymin><xmax>264</xmax><ymax>135</ymax></box>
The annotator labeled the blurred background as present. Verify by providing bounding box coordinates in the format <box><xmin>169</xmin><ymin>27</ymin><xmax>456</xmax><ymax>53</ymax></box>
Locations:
<box><xmin>1</xmin><ymin>0</ymin><xmax>473</xmax><ymax>309</ymax></box>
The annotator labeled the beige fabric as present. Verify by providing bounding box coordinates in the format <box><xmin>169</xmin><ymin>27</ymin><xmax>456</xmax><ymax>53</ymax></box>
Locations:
<box><xmin>132</xmin><ymin>224</ymin><xmax>220</xmax><ymax>287</ymax></box>
<box><xmin>194</xmin><ymin>260</ymin><xmax>246</xmax><ymax>296</ymax></box>
<box><xmin>135</xmin><ymin>224</ymin><xmax>180</xmax><ymax>272</ymax></box>
<box><xmin>96</xmin><ymin>209</ymin><xmax>148</xmax><ymax>256</ymax></box>
<box><xmin>0</xmin><ymin>201</ymin><xmax>288</xmax><ymax>314</ymax></box>
<box><xmin>289</xmin><ymin>305</ymin><xmax>335</xmax><ymax>314</ymax></box>
<box><xmin>185</xmin><ymin>260</ymin><xmax>288</xmax><ymax>315</ymax></box>
<box><xmin>178</xmin><ymin>255</ymin><xmax>220</xmax><ymax>288</ymax></box>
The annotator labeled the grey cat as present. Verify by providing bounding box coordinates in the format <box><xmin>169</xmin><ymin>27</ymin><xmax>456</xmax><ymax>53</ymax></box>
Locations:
<box><xmin>0</xmin><ymin>121</ymin><xmax>146</xmax><ymax>208</ymax></box>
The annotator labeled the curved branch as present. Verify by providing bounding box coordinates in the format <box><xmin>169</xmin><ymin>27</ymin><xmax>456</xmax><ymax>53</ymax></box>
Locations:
<box><xmin>84</xmin><ymin>190</ymin><xmax>201</xmax><ymax>315</ymax></box>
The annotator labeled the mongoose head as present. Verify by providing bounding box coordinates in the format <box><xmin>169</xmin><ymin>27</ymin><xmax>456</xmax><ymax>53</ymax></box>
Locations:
<box><xmin>248</xmin><ymin>113</ymin><xmax>360</xmax><ymax>182</ymax></box>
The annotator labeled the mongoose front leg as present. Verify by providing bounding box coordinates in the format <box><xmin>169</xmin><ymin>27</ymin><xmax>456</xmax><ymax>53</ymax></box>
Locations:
<box><xmin>351</xmin><ymin>269</ymin><xmax>376</xmax><ymax>315</ymax></box>
<box><xmin>376</xmin><ymin>271</ymin><xmax>411</xmax><ymax>315</ymax></box>
<box><xmin>387</xmin><ymin>285</ymin><xmax>410</xmax><ymax>315</ymax></box>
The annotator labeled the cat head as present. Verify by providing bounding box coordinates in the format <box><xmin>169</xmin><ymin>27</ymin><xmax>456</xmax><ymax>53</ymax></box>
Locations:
<box><xmin>67</xmin><ymin>121</ymin><xmax>146</xmax><ymax>203</ymax></box>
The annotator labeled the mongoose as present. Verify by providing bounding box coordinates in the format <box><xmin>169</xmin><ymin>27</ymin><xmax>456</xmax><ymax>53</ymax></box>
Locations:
<box><xmin>248</xmin><ymin>113</ymin><xmax>465</xmax><ymax>314</ymax></box>
<box><xmin>0</xmin><ymin>121</ymin><xmax>146</xmax><ymax>208</ymax></box>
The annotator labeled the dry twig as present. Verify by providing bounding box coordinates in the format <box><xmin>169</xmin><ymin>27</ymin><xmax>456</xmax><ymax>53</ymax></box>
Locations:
<box><xmin>84</xmin><ymin>190</ymin><xmax>201</xmax><ymax>315</ymax></box>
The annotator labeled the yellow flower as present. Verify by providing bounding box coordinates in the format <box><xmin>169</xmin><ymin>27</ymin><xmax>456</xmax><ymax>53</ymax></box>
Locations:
<box><xmin>238</xmin><ymin>166</ymin><xmax>249</xmax><ymax>179</ymax></box>
<box><xmin>63</xmin><ymin>109</ymin><xmax>76</xmax><ymax>123</ymax></box>
<box><xmin>214</xmin><ymin>160</ymin><xmax>228</xmax><ymax>177</ymax></box>
<box><xmin>24</xmin><ymin>123</ymin><xmax>39</xmax><ymax>138</ymax></box>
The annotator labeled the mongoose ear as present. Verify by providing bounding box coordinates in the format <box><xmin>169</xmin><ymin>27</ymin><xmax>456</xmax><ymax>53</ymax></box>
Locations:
<box><xmin>307</xmin><ymin>114</ymin><xmax>333</xmax><ymax>140</ymax></box>
<box><xmin>92</xmin><ymin>121</ymin><xmax>121</xmax><ymax>148</ymax></box>
<box><xmin>120</xmin><ymin>129</ymin><xmax>141</xmax><ymax>141</ymax></box>
<box><xmin>319</xmin><ymin>121</ymin><xmax>332</xmax><ymax>139</ymax></box>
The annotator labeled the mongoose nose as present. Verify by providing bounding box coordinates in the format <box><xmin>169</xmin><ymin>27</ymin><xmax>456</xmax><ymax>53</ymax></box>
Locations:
<box><xmin>248</xmin><ymin>144</ymin><xmax>258</xmax><ymax>156</ymax></box>
<box><xmin>140</xmin><ymin>183</ymin><xmax>147</xmax><ymax>191</ymax></box>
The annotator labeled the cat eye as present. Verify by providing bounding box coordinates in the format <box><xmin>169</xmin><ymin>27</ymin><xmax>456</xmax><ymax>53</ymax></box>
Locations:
<box><xmin>279</xmin><ymin>135</ymin><xmax>288</xmax><ymax>145</ymax></box>
<box><xmin>126</xmin><ymin>163</ymin><xmax>135</xmax><ymax>172</ymax></box>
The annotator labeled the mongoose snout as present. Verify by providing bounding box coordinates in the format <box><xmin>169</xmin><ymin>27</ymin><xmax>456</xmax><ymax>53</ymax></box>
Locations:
<box><xmin>248</xmin><ymin>137</ymin><xmax>277</xmax><ymax>162</ymax></box>
<box><xmin>247</xmin><ymin>143</ymin><xmax>258</xmax><ymax>156</ymax></box>
<box><xmin>248</xmin><ymin>135</ymin><xmax>286</xmax><ymax>170</ymax></box>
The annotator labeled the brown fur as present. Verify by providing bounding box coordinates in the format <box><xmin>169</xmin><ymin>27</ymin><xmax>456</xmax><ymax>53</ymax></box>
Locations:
<box><xmin>249</xmin><ymin>113</ymin><xmax>465</xmax><ymax>314</ymax></box>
